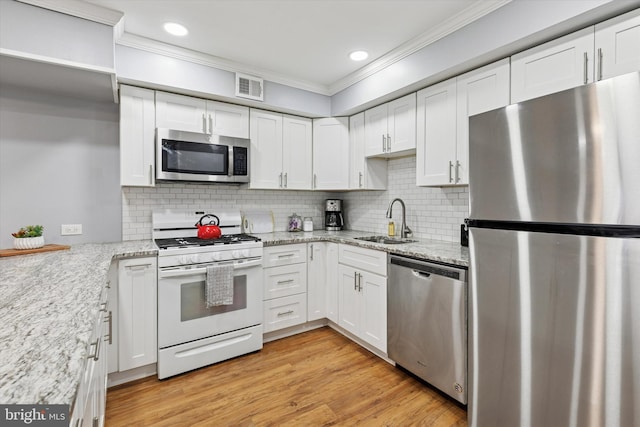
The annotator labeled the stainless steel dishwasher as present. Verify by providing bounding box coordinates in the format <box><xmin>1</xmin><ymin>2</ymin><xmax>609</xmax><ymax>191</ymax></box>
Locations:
<box><xmin>387</xmin><ymin>254</ymin><xmax>467</xmax><ymax>404</ymax></box>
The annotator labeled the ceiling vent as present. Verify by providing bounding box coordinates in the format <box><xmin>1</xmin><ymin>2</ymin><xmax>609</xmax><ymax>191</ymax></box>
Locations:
<box><xmin>235</xmin><ymin>73</ymin><xmax>264</xmax><ymax>101</ymax></box>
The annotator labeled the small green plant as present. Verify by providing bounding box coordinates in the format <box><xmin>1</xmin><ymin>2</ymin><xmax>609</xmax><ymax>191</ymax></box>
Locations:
<box><xmin>12</xmin><ymin>225</ymin><xmax>44</xmax><ymax>238</ymax></box>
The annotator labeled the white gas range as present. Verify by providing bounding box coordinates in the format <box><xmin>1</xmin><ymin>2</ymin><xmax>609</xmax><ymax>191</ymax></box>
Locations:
<box><xmin>153</xmin><ymin>209</ymin><xmax>264</xmax><ymax>379</ymax></box>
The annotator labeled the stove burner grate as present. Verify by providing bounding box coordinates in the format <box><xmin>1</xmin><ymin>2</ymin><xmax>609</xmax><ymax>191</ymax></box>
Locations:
<box><xmin>155</xmin><ymin>234</ymin><xmax>261</xmax><ymax>249</ymax></box>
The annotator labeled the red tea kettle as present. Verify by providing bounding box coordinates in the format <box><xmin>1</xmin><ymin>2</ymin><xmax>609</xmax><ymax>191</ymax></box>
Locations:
<box><xmin>195</xmin><ymin>214</ymin><xmax>222</xmax><ymax>239</ymax></box>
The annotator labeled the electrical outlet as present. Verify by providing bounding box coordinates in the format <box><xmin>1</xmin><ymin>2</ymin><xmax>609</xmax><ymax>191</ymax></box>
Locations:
<box><xmin>61</xmin><ymin>224</ymin><xmax>82</xmax><ymax>235</ymax></box>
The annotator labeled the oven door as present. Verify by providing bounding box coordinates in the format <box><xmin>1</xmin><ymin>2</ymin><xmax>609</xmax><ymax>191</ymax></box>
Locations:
<box><xmin>158</xmin><ymin>257</ymin><xmax>263</xmax><ymax>348</ymax></box>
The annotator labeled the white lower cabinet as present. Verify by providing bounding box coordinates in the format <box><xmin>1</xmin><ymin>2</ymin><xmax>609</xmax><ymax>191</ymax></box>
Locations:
<box><xmin>263</xmin><ymin>244</ymin><xmax>308</xmax><ymax>332</ymax></box>
<box><xmin>307</xmin><ymin>242</ymin><xmax>339</xmax><ymax>322</ymax></box>
<box><xmin>117</xmin><ymin>257</ymin><xmax>157</xmax><ymax>371</ymax></box>
<box><xmin>338</xmin><ymin>244</ymin><xmax>387</xmax><ymax>353</ymax></box>
<box><xmin>264</xmin><ymin>293</ymin><xmax>307</xmax><ymax>332</ymax></box>
<box><xmin>70</xmin><ymin>286</ymin><xmax>109</xmax><ymax>427</ymax></box>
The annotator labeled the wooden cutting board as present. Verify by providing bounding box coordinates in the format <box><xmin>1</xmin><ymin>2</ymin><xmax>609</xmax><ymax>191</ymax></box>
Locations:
<box><xmin>0</xmin><ymin>244</ymin><xmax>70</xmax><ymax>257</ymax></box>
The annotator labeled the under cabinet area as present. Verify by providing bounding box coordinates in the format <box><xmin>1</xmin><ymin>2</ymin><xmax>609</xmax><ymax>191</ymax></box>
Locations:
<box><xmin>262</xmin><ymin>244</ymin><xmax>308</xmax><ymax>332</ymax></box>
<box><xmin>337</xmin><ymin>244</ymin><xmax>388</xmax><ymax>353</ymax></box>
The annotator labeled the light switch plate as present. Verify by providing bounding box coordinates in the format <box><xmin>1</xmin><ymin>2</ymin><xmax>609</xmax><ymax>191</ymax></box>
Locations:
<box><xmin>61</xmin><ymin>224</ymin><xmax>82</xmax><ymax>235</ymax></box>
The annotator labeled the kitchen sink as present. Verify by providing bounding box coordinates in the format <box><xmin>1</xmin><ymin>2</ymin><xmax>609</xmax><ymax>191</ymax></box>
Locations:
<box><xmin>355</xmin><ymin>235</ymin><xmax>417</xmax><ymax>245</ymax></box>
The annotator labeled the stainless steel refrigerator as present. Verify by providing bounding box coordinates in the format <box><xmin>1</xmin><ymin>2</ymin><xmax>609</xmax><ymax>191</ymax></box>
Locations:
<box><xmin>467</xmin><ymin>71</ymin><xmax>640</xmax><ymax>427</ymax></box>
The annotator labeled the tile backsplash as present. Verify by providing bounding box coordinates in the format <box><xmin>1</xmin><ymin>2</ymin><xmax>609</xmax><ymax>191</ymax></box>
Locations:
<box><xmin>122</xmin><ymin>156</ymin><xmax>469</xmax><ymax>243</ymax></box>
<box><xmin>340</xmin><ymin>156</ymin><xmax>469</xmax><ymax>242</ymax></box>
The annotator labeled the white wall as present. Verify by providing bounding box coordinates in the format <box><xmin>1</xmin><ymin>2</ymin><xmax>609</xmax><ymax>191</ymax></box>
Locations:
<box><xmin>0</xmin><ymin>86</ymin><xmax>121</xmax><ymax>248</ymax></box>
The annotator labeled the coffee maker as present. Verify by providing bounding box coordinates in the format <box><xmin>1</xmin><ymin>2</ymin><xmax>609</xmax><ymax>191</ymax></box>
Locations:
<box><xmin>325</xmin><ymin>199</ymin><xmax>344</xmax><ymax>231</ymax></box>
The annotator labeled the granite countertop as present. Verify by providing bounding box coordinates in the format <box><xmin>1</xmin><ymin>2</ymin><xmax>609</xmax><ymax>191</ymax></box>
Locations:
<box><xmin>258</xmin><ymin>230</ymin><xmax>469</xmax><ymax>267</ymax></box>
<box><xmin>0</xmin><ymin>232</ymin><xmax>464</xmax><ymax>405</ymax></box>
<box><xmin>0</xmin><ymin>240</ymin><xmax>157</xmax><ymax>405</ymax></box>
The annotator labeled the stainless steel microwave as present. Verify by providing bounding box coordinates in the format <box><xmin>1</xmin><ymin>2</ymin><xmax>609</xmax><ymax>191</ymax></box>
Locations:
<box><xmin>156</xmin><ymin>128</ymin><xmax>249</xmax><ymax>184</ymax></box>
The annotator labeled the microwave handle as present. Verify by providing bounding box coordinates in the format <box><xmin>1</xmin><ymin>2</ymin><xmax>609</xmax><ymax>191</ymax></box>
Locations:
<box><xmin>159</xmin><ymin>258</ymin><xmax>262</xmax><ymax>278</ymax></box>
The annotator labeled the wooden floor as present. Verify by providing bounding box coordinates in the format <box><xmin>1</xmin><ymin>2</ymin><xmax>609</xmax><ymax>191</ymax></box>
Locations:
<box><xmin>106</xmin><ymin>327</ymin><xmax>467</xmax><ymax>426</ymax></box>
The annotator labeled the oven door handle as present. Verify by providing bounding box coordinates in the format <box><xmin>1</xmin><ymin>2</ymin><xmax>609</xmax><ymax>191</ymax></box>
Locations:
<box><xmin>159</xmin><ymin>258</ymin><xmax>262</xmax><ymax>279</ymax></box>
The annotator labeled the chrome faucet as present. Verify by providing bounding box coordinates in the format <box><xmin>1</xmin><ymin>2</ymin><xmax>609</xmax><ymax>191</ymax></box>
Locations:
<box><xmin>386</xmin><ymin>198</ymin><xmax>412</xmax><ymax>238</ymax></box>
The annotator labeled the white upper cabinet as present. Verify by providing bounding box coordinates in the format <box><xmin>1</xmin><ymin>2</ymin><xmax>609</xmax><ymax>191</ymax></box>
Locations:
<box><xmin>155</xmin><ymin>92</ymin><xmax>206</xmax><ymax>133</ymax></box>
<box><xmin>417</xmin><ymin>59</ymin><xmax>510</xmax><ymax>186</ymax></box>
<box><xmin>512</xmin><ymin>9</ymin><xmax>640</xmax><ymax>103</ymax></box>
<box><xmin>349</xmin><ymin>112</ymin><xmax>387</xmax><ymax>190</ymax></box>
<box><xmin>416</xmin><ymin>79</ymin><xmax>457</xmax><ymax>187</ymax></box>
<box><xmin>206</xmin><ymin>100</ymin><xmax>250</xmax><ymax>138</ymax></box>
<box><xmin>455</xmin><ymin>58</ymin><xmax>511</xmax><ymax>184</ymax></box>
<box><xmin>120</xmin><ymin>85</ymin><xmax>156</xmax><ymax>187</ymax></box>
<box><xmin>595</xmin><ymin>8</ymin><xmax>640</xmax><ymax>81</ymax></box>
<box><xmin>312</xmin><ymin>117</ymin><xmax>349</xmax><ymax>190</ymax></box>
<box><xmin>364</xmin><ymin>93</ymin><xmax>416</xmax><ymax>157</ymax></box>
<box><xmin>282</xmin><ymin>115</ymin><xmax>313</xmax><ymax>190</ymax></box>
<box><xmin>155</xmin><ymin>92</ymin><xmax>249</xmax><ymax>137</ymax></box>
<box><xmin>250</xmin><ymin>109</ymin><xmax>312</xmax><ymax>190</ymax></box>
<box><xmin>511</xmin><ymin>27</ymin><xmax>594</xmax><ymax>103</ymax></box>
<box><xmin>250</xmin><ymin>109</ymin><xmax>283</xmax><ymax>189</ymax></box>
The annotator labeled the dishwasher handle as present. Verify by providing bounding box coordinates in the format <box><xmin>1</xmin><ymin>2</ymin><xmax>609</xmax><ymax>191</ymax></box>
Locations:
<box><xmin>390</xmin><ymin>255</ymin><xmax>466</xmax><ymax>282</ymax></box>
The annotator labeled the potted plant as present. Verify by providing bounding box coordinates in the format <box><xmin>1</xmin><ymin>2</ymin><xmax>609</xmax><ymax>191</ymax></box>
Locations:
<box><xmin>12</xmin><ymin>225</ymin><xmax>45</xmax><ymax>250</ymax></box>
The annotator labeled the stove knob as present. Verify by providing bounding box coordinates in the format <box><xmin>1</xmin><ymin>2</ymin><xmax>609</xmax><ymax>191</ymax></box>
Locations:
<box><xmin>179</xmin><ymin>255</ymin><xmax>189</xmax><ymax>265</ymax></box>
<box><xmin>190</xmin><ymin>254</ymin><xmax>199</xmax><ymax>264</ymax></box>
<box><xmin>242</xmin><ymin>249</ymin><xmax>250</xmax><ymax>258</ymax></box>
<box><xmin>212</xmin><ymin>252</ymin><xmax>222</xmax><ymax>261</ymax></box>
<box><xmin>232</xmin><ymin>250</ymin><xmax>241</xmax><ymax>259</ymax></box>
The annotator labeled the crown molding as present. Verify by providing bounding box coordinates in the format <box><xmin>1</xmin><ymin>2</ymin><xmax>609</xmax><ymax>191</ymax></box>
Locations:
<box><xmin>117</xmin><ymin>33</ymin><xmax>333</xmax><ymax>96</ymax></box>
<box><xmin>328</xmin><ymin>0</ymin><xmax>512</xmax><ymax>94</ymax></box>
<box><xmin>17</xmin><ymin>0</ymin><xmax>124</xmax><ymax>26</ymax></box>
<box><xmin>21</xmin><ymin>0</ymin><xmax>510</xmax><ymax>96</ymax></box>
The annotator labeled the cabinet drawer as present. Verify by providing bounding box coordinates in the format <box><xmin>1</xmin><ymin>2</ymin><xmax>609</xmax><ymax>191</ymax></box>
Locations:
<box><xmin>263</xmin><ymin>263</ymin><xmax>307</xmax><ymax>300</ymax></box>
<box><xmin>263</xmin><ymin>293</ymin><xmax>307</xmax><ymax>332</ymax></box>
<box><xmin>339</xmin><ymin>244</ymin><xmax>387</xmax><ymax>276</ymax></box>
<box><xmin>263</xmin><ymin>243</ymin><xmax>307</xmax><ymax>267</ymax></box>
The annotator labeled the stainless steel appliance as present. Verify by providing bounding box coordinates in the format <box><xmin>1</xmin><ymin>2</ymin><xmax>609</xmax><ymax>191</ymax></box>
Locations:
<box><xmin>156</xmin><ymin>128</ymin><xmax>249</xmax><ymax>183</ymax></box>
<box><xmin>325</xmin><ymin>199</ymin><xmax>344</xmax><ymax>231</ymax></box>
<box><xmin>153</xmin><ymin>209</ymin><xmax>263</xmax><ymax>379</ymax></box>
<box><xmin>387</xmin><ymin>255</ymin><xmax>467</xmax><ymax>404</ymax></box>
<box><xmin>468</xmin><ymin>72</ymin><xmax>640</xmax><ymax>426</ymax></box>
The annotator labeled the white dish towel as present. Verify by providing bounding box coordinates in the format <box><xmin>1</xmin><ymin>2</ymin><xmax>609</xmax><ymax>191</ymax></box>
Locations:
<box><xmin>205</xmin><ymin>263</ymin><xmax>234</xmax><ymax>307</ymax></box>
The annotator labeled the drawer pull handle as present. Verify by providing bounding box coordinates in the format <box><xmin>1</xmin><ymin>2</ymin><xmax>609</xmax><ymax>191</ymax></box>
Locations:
<box><xmin>277</xmin><ymin>279</ymin><xmax>295</xmax><ymax>285</ymax></box>
<box><xmin>277</xmin><ymin>310</ymin><xmax>294</xmax><ymax>317</ymax></box>
<box><xmin>277</xmin><ymin>254</ymin><xmax>295</xmax><ymax>258</ymax></box>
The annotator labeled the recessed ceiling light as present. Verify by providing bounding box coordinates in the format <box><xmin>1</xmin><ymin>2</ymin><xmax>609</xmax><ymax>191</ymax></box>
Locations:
<box><xmin>349</xmin><ymin>50</ymin><xmax>369</xmax><ymax>61</ymax></box>
<box><xmin>163</xmin><ymin>22</ymin><xmax>188</xmax><ymax>36</ymax></box>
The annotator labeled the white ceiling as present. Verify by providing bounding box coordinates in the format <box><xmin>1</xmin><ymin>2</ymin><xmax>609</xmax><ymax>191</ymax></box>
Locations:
<box><xmin>83</xmin><ymin>0</ymin><xmax>510</xmax><ymax>95</ymax></box>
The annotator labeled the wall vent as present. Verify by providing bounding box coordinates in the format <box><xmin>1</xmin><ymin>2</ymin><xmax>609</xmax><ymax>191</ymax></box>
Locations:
<box><xmin>235</xmin><ymin>73</ymin><xmax>264</xmax><ymax>101</ymax></box>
